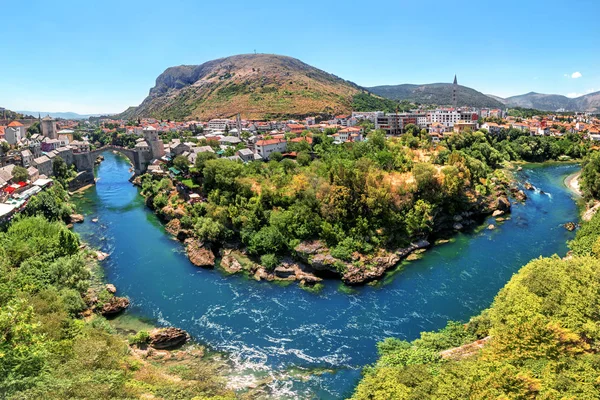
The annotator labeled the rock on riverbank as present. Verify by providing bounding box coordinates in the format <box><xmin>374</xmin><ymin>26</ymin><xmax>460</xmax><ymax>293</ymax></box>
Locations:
<box><xmin>149</xmin><ymin>327</ymin><xmax>190</xmax><ymax>349</ymax></box>
<box><xmin>220</xmin><ymin>249</ymin><xmax>322</xmax><ymax>285</ymax></box>
<box><xmin>101</xmin><ymin>296</ymin><xmax>130</xmax><ymax>316</ymax></box>
<box><xmin>185</xmin><ymin>239</ymin><xmax>215</xmax><ymax>268</ymax></box>
<box><xmin>294</xmin><ymin>240</ymin><xmax>430</xmax><ymax>285</ymax></box>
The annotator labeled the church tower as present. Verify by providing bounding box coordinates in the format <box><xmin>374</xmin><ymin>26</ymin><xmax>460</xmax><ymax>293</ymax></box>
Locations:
<box><xmin>453</xmin><ymin>75</ymin><xmax>458</xmax><ymax>109</ymax></box>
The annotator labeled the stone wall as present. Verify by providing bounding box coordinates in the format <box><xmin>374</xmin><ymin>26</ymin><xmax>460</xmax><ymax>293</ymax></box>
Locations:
<box><xmin>68</xmin><ymin>170</ymin><xmax>95</xmax><ymax>191</ymax></box>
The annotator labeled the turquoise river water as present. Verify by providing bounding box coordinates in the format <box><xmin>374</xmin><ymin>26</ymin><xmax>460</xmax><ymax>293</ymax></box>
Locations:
<box><xmin>72</xmin><ymin>152</ymin><xmax>580</xmax><ymax>399</ymax></box>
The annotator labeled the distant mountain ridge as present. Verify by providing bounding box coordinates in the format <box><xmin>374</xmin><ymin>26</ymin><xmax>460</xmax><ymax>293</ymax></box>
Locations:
<box><xmin>366</xmin><ymin>83</ymin><xmax>505</xmax><ymax>108</ymax></box>
<box><xmin>117</xmin><ymin>53</ymin><xmax>600</xmax><ymax>119</ymax></box>
<box><xmin>497</xmin><ymin>92</ymin><xmax>600</xmax><ymax>113</ymax></box>
<box><xmin>16</xmin><ymin>111</ymin><xmax>106</xmax><ymax>119</ymax></box>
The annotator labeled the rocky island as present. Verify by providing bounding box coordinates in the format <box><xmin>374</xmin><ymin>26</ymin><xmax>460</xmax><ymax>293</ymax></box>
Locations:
<box><xmin>133</xmin><ymin>127</ymin><xmax>553</xmax><ymax>286</ymax></box>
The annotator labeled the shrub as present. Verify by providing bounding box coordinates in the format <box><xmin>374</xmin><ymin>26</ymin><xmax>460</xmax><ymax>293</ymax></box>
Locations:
<box><xmin>270</xmin><ymin>152</ymin><xmax>283</xmax><ymax>161</ymax></box>
<box><xmin>128</xmin><ymin>330</ymin><xmax>150</xmax><ymax>346</ymax></box>
<box><xmin>260</xmin><ymin>254</ymin><xmax>280</xmax><ymax>271</ymax></box>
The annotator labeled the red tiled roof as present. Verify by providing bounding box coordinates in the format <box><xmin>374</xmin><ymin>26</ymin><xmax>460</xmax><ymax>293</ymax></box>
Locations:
<box><xmin>256</xmin><ymin>139</ymin><xmax>286</xmax><ymax>146</ymax></box>
<box><xmin>290</xmin><ymin>136</ymin><xmax>313</xmax><ymax>144</ymax></box>
<box><xmin>7</xmin><ymin>121</ymin><xmax>23</xmax><ymax>127</ymax></box>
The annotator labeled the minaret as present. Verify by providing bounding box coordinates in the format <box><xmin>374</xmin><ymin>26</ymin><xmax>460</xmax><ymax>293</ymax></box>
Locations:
<box><xmin>453</xmin><ymin>74</ymin><xmax>458</xmax><ymax>109</ymax></box>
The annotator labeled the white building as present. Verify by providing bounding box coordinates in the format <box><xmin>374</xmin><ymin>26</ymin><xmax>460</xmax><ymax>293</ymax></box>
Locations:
<box><xmin>21</xmin><ymin>149</ymin><xmax>34</xmax><ymax>167</ymax></box>
<box><xmin>255</xmin><ymin>138</ymin><xmax>287</xmax><ymax>160</ymax></box>
<box><xmin>428</xmin><ymin>110</ymin><xmax>463</xmax><ymax>128</ymax></box>
<box><xmin>208</xmin><ymin>119</ymin><xmax>232</xmax><ymax>132</ymax></box>
<box><xmin>5</xmin><ymin>121</ymin><xmax>25</xmax><ymax>145</ymax></box>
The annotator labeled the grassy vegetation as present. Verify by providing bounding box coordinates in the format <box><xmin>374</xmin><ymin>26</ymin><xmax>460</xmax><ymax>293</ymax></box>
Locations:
<box><xmin>351</xmin><ymin>92</ymin><xmax>411</xmax><ymax>113</ymax></box>
<box><xmin>0</xmin><ymin>185</ymin><xmax>235</xmax><ymax>400</ymax></box>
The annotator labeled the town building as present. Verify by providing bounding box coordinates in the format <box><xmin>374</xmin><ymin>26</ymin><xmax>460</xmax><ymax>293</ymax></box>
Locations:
<box><xmin>33</xmin><ymin>155</ymin><xmax>52</xmax><ymax>177</ymax></box>
<box><xmin>208</xmin><ymin>119</ymin><xmax>232</xmax><ymax>132</ymax></box>
<box><xmin>143</xmin><ymin>126</ymin><xmax>165</xmax><ymax>158</ymax></box>
<box><xmin>41</xmin><ymin>116</ymin><xmax>58</xmax><ymax>139</ymax></box>
<box><xmin>255</xmin><ymin>138</ymin><xmax>287</xmax><ymax>160</ymax></box>
<box><xmin>4</xmin><ymin>121</ymin><xmax>25</xmax><ymax>145</ymax></box>
<box><xmin>21</xmin><ymin>149</ymin><xmax>33</xmax><ymax>167</ymax></box>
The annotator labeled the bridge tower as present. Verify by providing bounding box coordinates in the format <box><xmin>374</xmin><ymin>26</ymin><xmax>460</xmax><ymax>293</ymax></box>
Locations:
<box><xmin>143</xmin><ymin>126</ymin><xmax>165</xmax><ymax>159</ymax></box>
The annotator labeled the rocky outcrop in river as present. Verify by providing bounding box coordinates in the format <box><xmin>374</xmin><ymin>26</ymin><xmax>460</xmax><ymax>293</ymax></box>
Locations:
<box><xmin>101</xmin><ymin>296</ymin><xmax>130</xmax><ymax>316</ymax></box>
<box><xmin>69</xmin><ymin>214</ymin><xmax>85</xmax><ymax>223</ymax></box>
<box><xmin>149</xmin><ymin>327</ymin><xmax>190</xmax><ymax>349</ymax></box>
<box><xmin>220</xmin><ymin>249</ymin><xmax>322</xmax><ymax>285</ymax></box>
<box><xmin>294</xmin><ymin>240</ymin><xmax>430</xmax><ymax>285</ymax></box>
<box><xmin>185</xmin><ymin>239</ymin><xmax>215</xmax><ymax>268</ymax></box>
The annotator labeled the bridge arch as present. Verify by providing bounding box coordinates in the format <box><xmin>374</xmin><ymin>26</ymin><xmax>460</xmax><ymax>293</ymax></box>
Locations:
<box><xmin>73</xmin><ymin>145</ymin><xmax>150</xmax><ymax>175</ymax></box>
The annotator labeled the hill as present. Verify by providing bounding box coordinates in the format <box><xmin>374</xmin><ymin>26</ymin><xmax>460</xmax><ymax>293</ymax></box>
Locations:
<box><xmin>0</xmin><ymin>107</ymin><xmax>31</xmax><ymax>120</ymax></box>
<box><xmin>119</xmin><ymin>54</ymin><xmax>367</xmax><ymax>121</ymax></box>
<box><xmin>366</xmin><ymin>83</ymin><xmax>505</xmax><ymax>108</ymax></box>
<box><xmin>502</xmin><ymin>92</ymin><xmax>574</xmax><ymax>111</ymax></box>
<box><xmin>499</xmin><ymin>91</ymin><xmax>600</xmax><ymax>113</ymax></box>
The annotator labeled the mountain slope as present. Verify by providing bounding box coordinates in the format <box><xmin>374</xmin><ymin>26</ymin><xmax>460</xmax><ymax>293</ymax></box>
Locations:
<box><xmin>502</xmin><ymin>91</ymin><xmax>600</xmax><ymax>112</ymax></box>
<box><xmin>503</xmin><ymin>92</ymin><xmax>573</xmax><ymax>111</ymax></box>
<box><xmin>120</xmin><ymin>54</ymin><xmax>365</xmax><ymax>120</ymax></box>
<box><xmin>367</xmin><ymin>83</ymin><xmax>504</xmax><ymax>108</ymax></box>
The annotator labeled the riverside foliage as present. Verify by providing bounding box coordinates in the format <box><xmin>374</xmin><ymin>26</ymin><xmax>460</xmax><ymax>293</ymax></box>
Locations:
<box><xmin>0</xmin><ymin>186</ymin><xmax>234</xmax><ymax>399</ymax></box>
<box><xmin>142</xmin><ymin>128</ymin><xmax>589</xmax><ymax>270</ymax></box>
<box><xmin>350</xmin><ymin>146</ymin><xmax>600</xmax><ymax>400</ymax></box>
<box><xmin>351</xmin><ymin>212</ymin><xmax>600</xmax><ymax>399</ymax></box>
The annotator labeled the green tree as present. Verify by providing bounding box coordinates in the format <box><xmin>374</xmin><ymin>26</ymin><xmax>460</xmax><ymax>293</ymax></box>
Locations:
<box><xmin>297</xmin><ymin>151</ymin><xmax>311</xmax><ymax>166</ymax></box>
<box><xmin>405</xmin><ymin>199</ymin><xmax>433</xmax><ymax>237</ymax></box>
<box><xmin>270</xmin><ymin>152</ymin><xmax>283</xmax><ymax>161</ymax></box>
<box><xmin>52</xmin><ymin>156</ymin><xmax>69</xmax><ymax>181</ymax></box>
<box><xmin>194</xmin><ymin>151</ymin><xmax>217</xmax><ymax>170</ymax></box>
<box><xmin>173</xmin><ymin>155</ymin><xmax>190</xmax><ymax>173</ymax></box>
<box><xmin>260</xmin><ymin>254</ymin><xmax>280</xmax><ymax>270</ymax></box>
<box><xmin>581</xmin><ymin>151</ymin><xmax>600</xmax><ymax>199</ymax></box>
<box><xmin>12</xmin><ymin>165</ymin><xmax>29</xmax><ymax>182</ymax></box>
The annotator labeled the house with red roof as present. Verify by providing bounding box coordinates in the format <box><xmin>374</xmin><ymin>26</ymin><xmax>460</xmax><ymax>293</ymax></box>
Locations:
<box><xmin>5</xmin><ymin>121</ymin><xmax>25</xmax><ymax>145</ymax></box>
<box><xmin>255</xmin><ymin>138</ymin><xmax>287</xmax><ymax>160</ymax></box>
<box><xmin>285</xmin><ymin>124</ymin><xmax>306</xmax><ymax>134</ymax></box>
<box><xmin>290</xmin><ymin>136</ymin><xmax>313</xmax><ymax>145</ymax></box>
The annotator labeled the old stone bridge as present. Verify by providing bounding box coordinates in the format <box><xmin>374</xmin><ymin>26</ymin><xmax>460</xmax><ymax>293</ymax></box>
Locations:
<box><xmin>72</xmin><ymin>145</ymin><xmax>152</xmax><ymax>175</ymax></box>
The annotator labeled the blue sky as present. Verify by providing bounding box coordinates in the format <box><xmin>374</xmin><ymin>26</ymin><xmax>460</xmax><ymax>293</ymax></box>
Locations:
<box><xmin>2</xmin><ymin>0</ymin><xmax>599</xmax><ymax>114</ymax></box>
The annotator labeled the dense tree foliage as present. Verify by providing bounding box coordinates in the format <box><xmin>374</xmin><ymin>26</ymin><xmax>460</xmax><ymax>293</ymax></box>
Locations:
<box><xmin>0</xmin><ymin>214</ymin><xmax>235</xmax><ymax>399</ymax></box>
<box><xmin>141</xmin><ymin>129</ymin><xmax>590</xmax><ymax>274</ymax></box>
<box><xmin>351</xmin><ymin>200</ymin><xmax>600</xmax><ymax>399</ymax></box>
<box><xmin>12</xmin><ymin>166</ymin><xmax>29</xmax><ymax>182</ymax></box>
<box><xmin>581</xmin><ymin>151</ymin><xmax>600</xmax><ymax>199</ymax></box>
<box><xmin>23</xmin><ymin>183</ymin><xmax>73</xmax><ymax>222</ymax></box>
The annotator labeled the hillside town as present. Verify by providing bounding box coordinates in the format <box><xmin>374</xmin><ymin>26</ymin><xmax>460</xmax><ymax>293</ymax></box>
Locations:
<box><xmin>1</xmin><ymin>105</ymin><xmax>600</xmax><ymax>224</ymax></box>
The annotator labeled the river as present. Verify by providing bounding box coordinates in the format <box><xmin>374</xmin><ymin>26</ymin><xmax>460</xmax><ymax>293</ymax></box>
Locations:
<box><xmin>72</xmin><ymin>152</ymin><xmax>579</xmax><ymax>399</ymax></box>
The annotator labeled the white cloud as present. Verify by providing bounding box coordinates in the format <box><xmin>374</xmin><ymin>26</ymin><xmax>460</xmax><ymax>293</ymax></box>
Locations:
<box><xmin>571</xmin><ymin>71</ymin><xmax>582</xmax><ymax>79</ymax></box>
<box><xmin>567</xmin><ymin>92</ymin><xmax>582</xmax><ymax>98</ymax></box>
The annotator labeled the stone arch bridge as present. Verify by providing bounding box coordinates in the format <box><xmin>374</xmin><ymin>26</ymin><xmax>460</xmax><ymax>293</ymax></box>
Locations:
<box><xmin>72</xmin><ymin>145</ymin><xmax>152</xmax><ymax>175</ymax></box>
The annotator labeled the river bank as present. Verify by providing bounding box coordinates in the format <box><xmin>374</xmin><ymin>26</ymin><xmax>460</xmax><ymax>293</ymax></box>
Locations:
<box><xmin>71</xmin><ymin>152</ymin><xmax>580</xmax><ymax>399</ymax></box>
<box><xmin>138</xmin><ymin>167</ymin><xmax>520</xmax><ymax>287</ymax></box>
<box><xmin>564</xmin><ymin>170</ymin><xmax>582</xmax><ymax>196</ymax></box>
